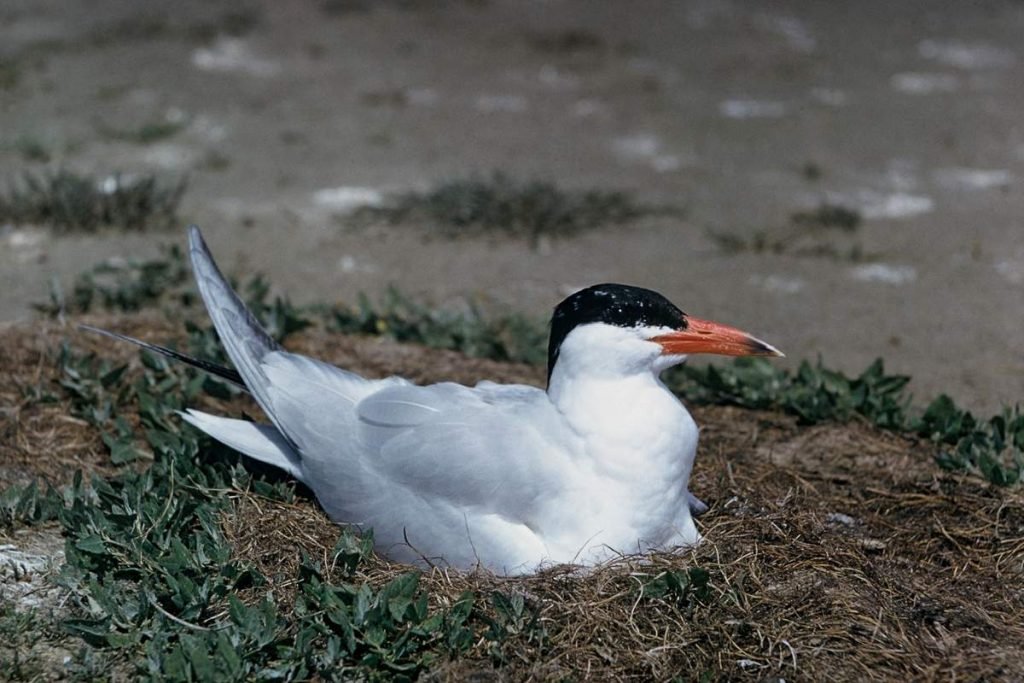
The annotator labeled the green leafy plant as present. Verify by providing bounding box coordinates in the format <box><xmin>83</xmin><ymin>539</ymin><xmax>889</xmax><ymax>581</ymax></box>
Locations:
<box><xmin>0</xmin><ymin>170</ymin><xmax>185</xmax><ymax>232</ymax></box>
<box><xmin>38</xmin><ymin>245</ymin><xmax>193</xmax><ymax>316</ymax></box>
<box><xmin>0</xmin><ymin>480</ymin><xmax>65</xmax><ymax>529</ymax></box>
<box><xmin>674</xmin><ymin>357</ymin><xmax>911</xmax><ymax>428</ymax></box>
<box><xmin>673</xmin><ymin>358</ymin><xmax>1021</xmax><ymax>484</ymax></box>
<box><xmin>921</xmin><ymin>401</ymin><xmax>1024</xmax><ymax>485</ymax></box>
<box><xmin>481</xmin><ymin>590</ymin><xmax>547</xmax><ymax>664</ymax></box>
<box><xmin>640</xmin><ymin>567</ymin><xmax>711</xmax><ymax>614</ymax></box>
<box><xmin>330</xmin><ymin>287</ymin><xmax>547</xmax><ymax>366</ymax></box>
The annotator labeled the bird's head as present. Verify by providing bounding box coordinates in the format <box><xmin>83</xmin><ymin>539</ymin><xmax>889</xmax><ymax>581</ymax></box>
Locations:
<box><xmin>546</xmin><ymin>284</ymin><xmax>783</xmax><ymax>385</ymax></box>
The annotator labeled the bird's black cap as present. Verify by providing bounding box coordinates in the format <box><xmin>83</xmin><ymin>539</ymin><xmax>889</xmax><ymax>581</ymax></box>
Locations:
<box><xmin>547</xmin><ymin>283</ymin><xmax>686</xmax><ymax>381</ymax></box>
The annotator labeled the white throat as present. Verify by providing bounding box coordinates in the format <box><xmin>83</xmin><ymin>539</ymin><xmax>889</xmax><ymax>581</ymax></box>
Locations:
<box><xmin>546</xmin><ymin>323</ymin><xmax>697</xmax><ymax>480</ymax></box>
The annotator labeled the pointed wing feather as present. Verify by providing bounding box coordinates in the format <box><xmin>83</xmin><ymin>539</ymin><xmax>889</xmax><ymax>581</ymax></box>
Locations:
<box><xmin>187</xmin><ymin>226</ymin><xmax>295</xmax><ymax>446</ymax></box>
<box><xmin>79</xmin><ymin>325</ymin><xmax>245</xmax><ymax>387</ymax></box>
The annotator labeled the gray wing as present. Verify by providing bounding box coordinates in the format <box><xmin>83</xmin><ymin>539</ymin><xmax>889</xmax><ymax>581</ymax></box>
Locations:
<box><xmin>354</xmin><ymin>382</ymin><xmax>570</xmax><ymax>516</ymax></box>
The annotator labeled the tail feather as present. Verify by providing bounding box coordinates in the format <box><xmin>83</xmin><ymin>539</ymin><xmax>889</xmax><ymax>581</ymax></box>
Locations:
<box><xmin>179</xmin><ymin>409</ymin><xmax>304</xmax><ymax>481</ymax></box>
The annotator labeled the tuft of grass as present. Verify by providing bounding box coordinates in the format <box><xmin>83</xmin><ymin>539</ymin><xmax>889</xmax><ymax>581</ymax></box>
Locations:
<box><xmin>0</xmin><ymin>170</ymin><xmax>186</xmax><ymax>233</ymax></box>
<box><xmin>3</xmin><ymin>135</ymin><xmax>53</xmax><ymax>163</ymax></box>
<box><xmin>352</xmin><ymin>173</ymin><xmax>666</xmax><ymax>243</ymax></box>
<box><xmin>527</xmin><ymin>29</ymin><xmax>606</xmax><ymax>54</ymax></box>
<box><xmin>88</xmin><ymin>7</ymin><xmax>262</xmax><ymax>47</ymax></box>
<box><xmin>98</xmin><ymin>118</ymin><xmax>188</xmax><ymax>145</ymax></box>
<box><xmin>801</xmin><ymin>161</ymin><xmax>823</xmax><ymax>181</ymax></box>
<box><xmin>183</xmin><ymin>7</ymin><xmax>263</xmax><ymax>42</ymax></box>
<box><xmin>790</xmin><ymin>203</ymin><xmax>861</xmax><ymax>231</ymax></box>
<box><xmin>708</xmin><ymin>201</ymin><xmax>865</xmax><ymax>260</ymax></box>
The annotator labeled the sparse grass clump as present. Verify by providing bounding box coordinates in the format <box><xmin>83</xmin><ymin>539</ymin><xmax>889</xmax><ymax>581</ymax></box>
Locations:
<box><xmin>527</xmin><ymin>29</ymin><xmax>606</xmax><ymax>55</ymax></box>
<box><xmin>87</xmin><ymin>7</ymin><xmax>262</xmax><ymax>47</ymax></box>
<box><xmin>790</xmin><ymin>202</ymin><xmax>861</xmax><ymax>231</ymax></box>
<box><xmin>353</xmin><ymin>173</ymin><xmax>663</xmax><ymax>243</ymax></box>
<box><xmin>98</xmin><ymin>118</ymin><xmax>188</xmax><ymax>145</ymax></box>
<box><xmin>0</xmin><ymin>170</ymin><xmax>186</xmax><ymax>233</ymax></box>
<box><xmin>708</xmin><ymin>201</ymin><xmax>866</xmax><ymax>260</ymax></box>
<box><xmin>3</xmin><ymin>135</ymin><xmax>53</xmax><ymax>163</ymax></box>
<box><xmin>36</xmin><ymin>245</ymin><xmax>193</xmax><ymax>317</ymax></box>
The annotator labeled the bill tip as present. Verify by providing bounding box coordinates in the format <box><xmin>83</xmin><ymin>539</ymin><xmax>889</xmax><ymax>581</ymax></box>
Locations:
<box><xmin>753</xmin><ymin>338</ymin><xmax>785</xmax><ymax>358</ymax></box>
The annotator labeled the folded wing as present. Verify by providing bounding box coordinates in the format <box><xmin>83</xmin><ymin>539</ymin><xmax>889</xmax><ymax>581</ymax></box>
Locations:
<box><xmin>355</xmin><ymin>382</ymin><xmax>567</xmax><ymax>514</ymax></box>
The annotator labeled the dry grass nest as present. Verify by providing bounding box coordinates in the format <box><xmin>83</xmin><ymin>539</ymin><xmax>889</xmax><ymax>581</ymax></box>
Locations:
<box><xmin>2</xmin><ymin>316</ymin><xmax>1023</xmax><ymax>681</ymax></box>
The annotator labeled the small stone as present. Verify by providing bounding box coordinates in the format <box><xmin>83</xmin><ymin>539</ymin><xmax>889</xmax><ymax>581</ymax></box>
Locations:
<box><xmin>826</xmin><ymin>512</ymin><xmax>856</xmax><ymax>526</ymax></box>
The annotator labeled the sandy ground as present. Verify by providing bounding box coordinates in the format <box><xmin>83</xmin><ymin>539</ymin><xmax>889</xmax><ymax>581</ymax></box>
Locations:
<box><xmin>2</xmin><ymin>0</ymin><xmax>1023</xmax><ymax>413</ymax></box>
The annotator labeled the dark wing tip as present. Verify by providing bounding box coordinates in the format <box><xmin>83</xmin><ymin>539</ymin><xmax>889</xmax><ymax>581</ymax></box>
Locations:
<box><xmin>78</xmin><ymin>323</ymin><xmax>246</xmax><ymax>387</ymax></box>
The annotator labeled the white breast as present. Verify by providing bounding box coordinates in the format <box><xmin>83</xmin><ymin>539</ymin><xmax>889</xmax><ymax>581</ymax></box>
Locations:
<box><xmin>543</xmin><ymin>371</ymin><xmax>700</xmax><ymax>562</ymax></box>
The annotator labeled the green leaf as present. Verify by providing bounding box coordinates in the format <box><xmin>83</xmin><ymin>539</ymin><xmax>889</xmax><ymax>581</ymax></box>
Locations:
<box><xmin>63</xmin><ymin>618</ymin><xmax>112</xmax><ymax>647</ymax></box>
<box><xmin>74</xmin><ymin>534</ymin><xmax>107</xmax><ymax>555</ymax></box>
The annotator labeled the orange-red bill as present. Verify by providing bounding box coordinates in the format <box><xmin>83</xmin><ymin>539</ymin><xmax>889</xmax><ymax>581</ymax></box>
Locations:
<box><xmin>652</xmin><ymin>316</ymin><xmax>784</xmax><ymax>357</ymax></box>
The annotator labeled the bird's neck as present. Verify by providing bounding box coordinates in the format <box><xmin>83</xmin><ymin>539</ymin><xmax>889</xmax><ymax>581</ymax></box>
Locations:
<box><xmin>548</xmin><ymin>366</ymin><xmax>696</xmax><ymax>470</ymax></box>
<box><xmin>548</xmin><ymin>364</ymin><xmax>663</xmax><ymax>407</ymax></box>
